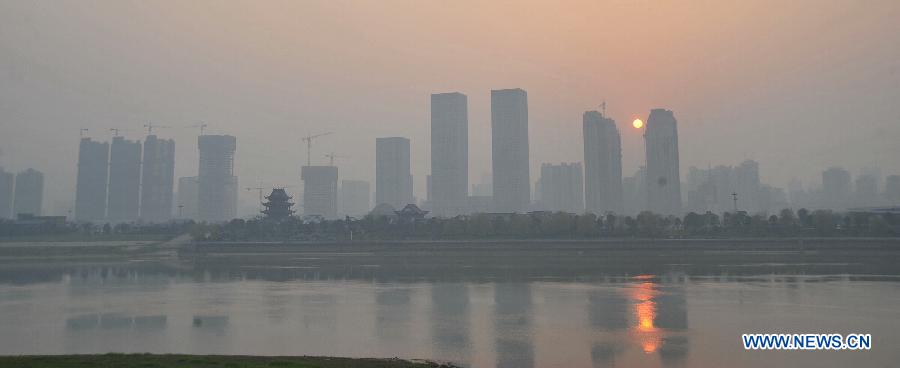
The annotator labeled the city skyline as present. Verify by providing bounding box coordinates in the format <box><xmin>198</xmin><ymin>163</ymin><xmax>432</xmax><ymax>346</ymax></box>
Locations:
<box><xmin>1</xmin><ymin>1</ymin><xmax>898</xmax><ymax>215</ymax></box>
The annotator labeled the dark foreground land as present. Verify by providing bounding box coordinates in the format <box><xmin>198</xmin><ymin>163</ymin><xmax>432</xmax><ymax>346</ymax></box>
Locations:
<box><xmin>0</xmin><ymin>354</ymin><xmax>458</xmax><ymax>368</ymax></box>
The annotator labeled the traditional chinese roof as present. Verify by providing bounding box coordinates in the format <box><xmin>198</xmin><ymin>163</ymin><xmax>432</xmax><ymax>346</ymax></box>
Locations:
<box><xmin>395</xmin><ymin>203</ymin><xmax>429</xmax><ymax>218</ymax></box>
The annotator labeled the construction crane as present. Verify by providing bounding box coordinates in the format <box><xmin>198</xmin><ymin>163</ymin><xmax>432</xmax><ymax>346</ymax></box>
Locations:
<box><xmin>190</xmin><ymin>122</ymin><xmax>208</xmax><ymax>135</ymax></box>
<box><xmin>324</xmin><ymin>152</ymin><xmax>348</xmax><ymax>166</ymax></box>
<box><xmin>599</xmin><ymin>101</ymin><xmax>607</xmax><ymax>117</ymax></box>
<box><xmin>143</xmin><ymin>123</ymin><xmax>171</xmax><ymax>135</ymax></box>
<box><xmin>301</xmin><ymin>132</ymin><xmax>333</xmax><ymax>166</ymax></box>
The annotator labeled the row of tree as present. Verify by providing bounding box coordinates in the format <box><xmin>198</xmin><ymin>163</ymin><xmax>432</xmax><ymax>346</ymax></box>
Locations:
<box><xmin>0</xmin><ymin>219</ymin><xmax>194</xmax><ymax>239</ymax></box>
<box><xmin>190</xmin><ymin>208</ymin><xmax>900</xmax><ymax>242</ymax></box>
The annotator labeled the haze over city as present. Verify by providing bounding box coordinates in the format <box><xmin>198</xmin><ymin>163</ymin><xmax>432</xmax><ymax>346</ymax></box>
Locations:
<box><xmin>1</xmin><ymin>0</ymin><xmax>899</xmax><ymax>217</ymax></box>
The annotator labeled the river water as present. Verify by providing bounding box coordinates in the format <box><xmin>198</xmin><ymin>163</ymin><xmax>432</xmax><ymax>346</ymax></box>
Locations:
<box><xmin>0</xmin><ymin>241</ymin><xmax>898</xmax><ymax>367</ymax></box>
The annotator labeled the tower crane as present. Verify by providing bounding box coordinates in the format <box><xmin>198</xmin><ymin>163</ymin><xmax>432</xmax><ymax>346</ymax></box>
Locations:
<box><xmin>324</xmin><ymin>152</ymin><xmax>348</xmax><ymax>166</ymax></box>
<box><xmin>143</xmin><ymin>123</ymin><xmax>171</xmax><ymax>135</ymax></box>
<box><xmin>301</xmin><ymin>132</ymin><xmax>333</xmax><ymax>166</ymax></box>
<box><xmin>190</xmin><ymin>122</ymin><xmax>209</xmax><ymax>135</ymax></box>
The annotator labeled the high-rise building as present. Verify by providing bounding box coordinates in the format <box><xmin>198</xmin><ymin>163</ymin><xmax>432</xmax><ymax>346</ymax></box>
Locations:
<box><xmin>75</xmin><ymin>138</ymin><xmax>110</xmax><ymax>222</ymax></box>
<box><xmin>583</xmin><ymin>111</ymin><xmax>623</xmax><ymax>215</ymax></box>
<box><xmin>339</xmin><ymin>179</ymin><xmax>370</xmax><ymax>217</ymax></box>
<box><xmin>107</xmin><ymin>136</ymin><xmax>142</xmax><ymax>222</ymax></box>
<box><xmin>644</xmin><ymin>108</ymin><xmax>681</xmax><ymax>215</ymax></box>
<box><xmin>623</xmin><ymin>166</ymin><xmax>647</xmax><ymax>216</ymax></box>
<box><xmin>734</xmin><ymin>160</ymin><xmax>761</xmax><ymax>213</ymax></box>
<box><xmin>430</xmin><ymin>92</ymin><xmax>468</xmax><ymax>217</ymax></box>
<box><xmin>140</xmin><ymin>135</ymin><xmax>175</xmax><ymax>222</ymax></box>
<box><xmin>301</xmin><ymin>166</ymin><xmax>338</xmax><ymax>218</ymax></box>
<box><xmin>13</xmin><ymin>168</ymin><xmax>43</xmax><ymax>216</ymax></box>
<box><xmin>491</xmin><ymin>88</ymin><xmax>530</xmax><ymax>212</ymax></box>
<box><xmin>0</xmin><ymin>167</ymin><xmax>13</xmax><ymax>219</ymax></box>
<box><xmin>538</xmin><ymin>163</ymin><xmax>584</xmax><ymax>213</ymax></box>
<box><xmin>176</xmin><ymin>176</ymin><xmax>198</xmax><ymax>219</ymax></box>
<box><xmin>198</xmin><ymin>135</ymin><xmax>237</xmax><ymax>222</ymax></box>
<box><xmin>822</xmin><ymin>167</ymin><xmax>851</xmax><ymax>210</ymax></box>
<box><xmin>375</xmin><ymin>137</ymin><xmax>413</xmax><ymax>209</ymax></box>
<box><xmin>854</xmin><ymin>173</ymin><xmax>879</xmax><ymax>207</ymax></box>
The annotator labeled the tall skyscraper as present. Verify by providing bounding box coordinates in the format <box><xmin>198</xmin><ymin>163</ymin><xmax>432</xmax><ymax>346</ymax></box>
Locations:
<box><xmin>13</xmin><ymin>168</ymin><xmax>43</xmax><ymax>216</ymax></box>
<box><xmin>822</xmin><ymin>167</ymin><xmax>851</xmax><ymax>210</ymax></box>
<box><xmin>0</xmin><ymin>167</ymin><xmax>13</xmax><ymax>219</ymax></box>
<box><xmin>340</xmin><ymin>179</ymin><xmax>370</xmax><ymax>217</ymax></box>
<box><xmin>734</xmin><ymin>160</ymin><xmax>761</xmax><ymax>213</ymax></box>
<box><xmin>176</xmin><ymin>176</ymin><xmax>198</xmax><ymax>219</ymax></box>
<box><xmin>538</xmin><ymin>162</ymin><xmax>584</xmax><ymax>213</ymax></box>
<box><xmin>75</xmin><ymin>138</ymin><xmax>110</xmax><ymax>222</ymax></box>
<box><xmin>375</xmin><ymin>137</ymin><xmax>413</xmax><ymax>209</ymax></box>
<box><xmin>107</xmin><ymin>136</ymin><xmax>142</xmax><ymax>222</ymax></box>
<box><xmin>140</xmin><ymin>135</ymin><xmax>175</xmax><ymax>222</ymax></box>
<box><xmin>431</xmin><ymin>92</ymin><xmax>468</xmax><ymax>217</ymax></box>
<box><xmin>583</xmin><ymin>111</ymin><xmax>623</xmax><ymax>215</ymax></box>
<box><xmin>854</xmin><ymin>173</ymin><xmax>879</xmax><ymax>207</ymax></box>
<box><xmin>644</xmin><ymin>108</ymin><xmax>682</xmax><ymax>215</ymax></box>
<box><xmin>428</xmin><ymin>92</ymin><xmax>469</xmax><ymax>217</ymax></box>
<box><xmin>623</xmin><ymin>166</ymin><xmax>647</xmax><ymax>216</ymax></box>
<box><xmin>301</xmin><ymin>166</ymin><xmax>338</xmax><ymax>218</ymax></box>
<box><xmin>491</xmin><ymin>88</ymin><xmax>530</xmax><ymax>212</ymax></box>
<box><xmin>198</xmin><ymin>135</ymin><xmax>237</xmax><ymax>222</ymax></box>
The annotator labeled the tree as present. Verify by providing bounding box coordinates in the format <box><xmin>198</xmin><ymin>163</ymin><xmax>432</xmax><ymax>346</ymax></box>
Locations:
<box><xmin>575</xmin><ymin>213</ymin><xmax>599</xmax><ymax>237</ymax></box>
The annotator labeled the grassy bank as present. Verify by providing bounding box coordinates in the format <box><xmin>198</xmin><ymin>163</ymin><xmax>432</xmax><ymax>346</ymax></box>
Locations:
<box><xmin>0</xmin><ymin>354</ymin><xmax>458</xmax><ymax>368</ymax></box>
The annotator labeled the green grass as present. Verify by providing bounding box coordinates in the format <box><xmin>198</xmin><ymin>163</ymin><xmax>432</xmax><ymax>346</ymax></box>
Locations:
<box><xmin>0</xmin><ymin>354</ymin><xmax>458</xmax><ymax>368</ymax></box>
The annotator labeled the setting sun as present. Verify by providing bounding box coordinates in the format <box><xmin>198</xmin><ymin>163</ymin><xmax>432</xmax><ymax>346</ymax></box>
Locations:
<box><xmin>632</xmin><ymin>118</ymin><xmax>644</xmax><ymax>129</ymax></box>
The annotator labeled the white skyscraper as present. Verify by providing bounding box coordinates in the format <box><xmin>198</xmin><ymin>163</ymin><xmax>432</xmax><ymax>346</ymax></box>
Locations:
<box><xmin>376</xmin><ymin>137</ymin><xmax>413</xmax><ymax>210</ymax></box>
<box><xmin>302</xmin><ymin>166</ymin><xmax>338</xmax><ymax>218</ymax></box>
<box><xmin>583</xmin><ymin>111</ymin><xmax>623</xmax><ymax>215</ymax></box>
<box><xmin>491</xmin><ymin>88</ymin><xmax>530</xmax><ymax>213</ymax></box>
<box><xmin>430</xmin><ymin>92</ymin><xmax>468</xmax><ymax>217</ymax></box>
<box><xmin>644</xmin><ymin>108</ymin><xmax>681</xmax><ymax>215</ymax></box>
<box><xmin>538</xmin><ymin>162</ymin><xmax>584</xmax><ymax>213</ymax></box>
<box><xmin>198</xmin><ymin>135</ymin><xmax>237</xmax><ymax>222</ymax></box>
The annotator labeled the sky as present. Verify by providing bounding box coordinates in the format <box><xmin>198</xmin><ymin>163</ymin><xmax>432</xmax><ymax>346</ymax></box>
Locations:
<box><xmin>1</xmin><ymin>0</ymin><xmax>899</xmax><ymax>215</ymax></box>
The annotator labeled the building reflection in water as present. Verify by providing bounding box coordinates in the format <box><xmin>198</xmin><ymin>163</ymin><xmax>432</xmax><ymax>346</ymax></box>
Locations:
<box><xmin>494</xmin><ymin>283</ymin><xmax>534</xmax><ymax>368</ymax></box>
<box><xmin>299</xmin><ymin>293</ymin><xmax>337</xmax><ymax>334</ymax></box>
<box><xmin>65</xmin><ymin>313</ymin><xmax>167</xmax><ymax>331</ymax></box>
<box><xmin>627</xmin><ymin>275</ymin><xmax>689</xmax><ymax>367</ymax></box>
<box><xmin>376</xmin><ymin>287</ymin><xmax>413</xmax><ymax>349</ymax></box>
<box><xmin>587</xmin><ymin>286</ymin><xmax>629</xmax><ymax>367</ymax></box>
<box><xmin>430</xmin><ymin>283</ymin><xmax>470</xmax><ymax>365</ymax></box>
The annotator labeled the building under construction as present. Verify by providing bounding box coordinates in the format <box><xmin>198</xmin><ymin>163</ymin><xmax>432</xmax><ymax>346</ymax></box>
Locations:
<box><xmin>301</xmin><ymin>166</ymin><xmax>338</xmax><ymax>219</ymax></box>
<box><xmin>107</xmin><ymin>136</ymin><xmax>142</xmax><ymax>222</ymax></box>
<box><xmin>140</xmin><ymin>135</ymin><xmax>176</xmax><ymax>222</ymax></box>
<box><xmin>198</xmin><ymin>135</ymin><xmax>237</xmax><ymax>222</ymax></box>
<box><xmin>75</xmin><ymin>137</ymin><xmax>110</xmax><ymax>222</ymax></box>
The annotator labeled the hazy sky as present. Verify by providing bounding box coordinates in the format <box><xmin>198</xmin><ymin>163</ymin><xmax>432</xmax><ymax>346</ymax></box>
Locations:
<box><xmin>1</xmin><ymin>0</ymin><xmax>899</xmax><ymax>215</ymax></box>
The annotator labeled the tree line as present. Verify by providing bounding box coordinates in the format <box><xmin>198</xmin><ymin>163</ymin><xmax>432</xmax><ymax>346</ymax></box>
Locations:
<box><xmin>189</xmin><ymin>208</ymin><xmax>900</xmax><ymax>242</ymax></box>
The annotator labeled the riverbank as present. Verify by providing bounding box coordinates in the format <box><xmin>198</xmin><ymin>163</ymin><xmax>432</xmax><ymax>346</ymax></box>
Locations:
<box><xmin>0</xmin><ymin>354</ymin><xmax>459</xmax><ymax>368</ymax></box>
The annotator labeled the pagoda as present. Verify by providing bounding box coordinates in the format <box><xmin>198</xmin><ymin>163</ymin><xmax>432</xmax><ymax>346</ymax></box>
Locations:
<box><xmin>262</xmin><ymin>188</ymin><xmax>295</xmax><ymax>220</ymax></box>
